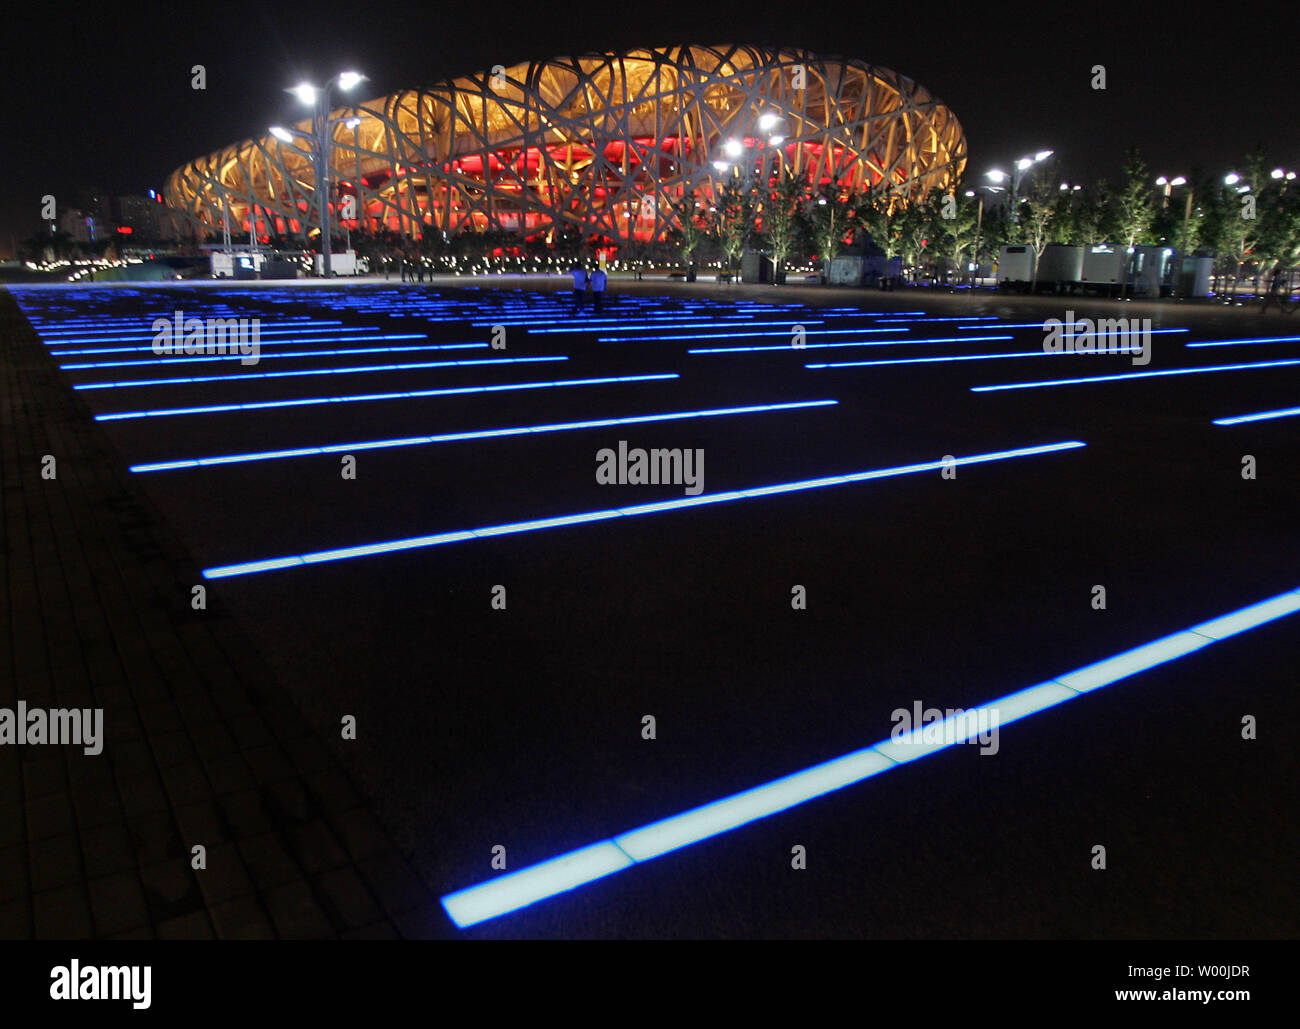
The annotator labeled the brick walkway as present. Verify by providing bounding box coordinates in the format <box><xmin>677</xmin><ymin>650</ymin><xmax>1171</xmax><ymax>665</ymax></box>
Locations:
<box><xmin>0</xmin><ymin>289</ymin><xmax>443</xmax><ymax>939</ymax></box>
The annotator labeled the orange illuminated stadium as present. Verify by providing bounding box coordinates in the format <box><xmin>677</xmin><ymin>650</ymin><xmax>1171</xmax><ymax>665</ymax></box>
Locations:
<box><xmin>164</xmin><ymin>45</ymin><xmax>967</xmax><ymax>246</ymax></box>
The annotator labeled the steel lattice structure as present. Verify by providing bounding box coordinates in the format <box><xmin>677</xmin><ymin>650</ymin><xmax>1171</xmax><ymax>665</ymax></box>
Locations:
<box><xmin>164</xmin><ymin>45</ymin><xmax>967</xmax><ymax>246</ymax></box>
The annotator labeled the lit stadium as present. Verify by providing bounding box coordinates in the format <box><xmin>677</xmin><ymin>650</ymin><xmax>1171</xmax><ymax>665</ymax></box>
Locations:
<box><xmin>164</xmin><ymin>45</ymin><xmax>967</xmax><ymax>247</ymax></box>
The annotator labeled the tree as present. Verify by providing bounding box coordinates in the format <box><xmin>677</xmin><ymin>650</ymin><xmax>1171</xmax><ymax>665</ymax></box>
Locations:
<box><xmin>894</xmin><ymin>196</ymin><xmax>940</xmax><ymax>279</ymax></box>
<box><xmin>1073</xmin><ymin>181</ymin><xmax>1113</xmax><ymax>245</ymax></box>
<box><xmin>807</xmin><ymin>181</ymin><xmax>859</xmax><ymax>278</ymax></box>
<box><xmin>667</xmin><ymin>190</ymin><xmax>708</xmax><ymax>269</ymax></box>
<box><xmin>1019</xmin><ymin>173</ymin><xmax>1060</xmax><ymax>290</ymax></box>
<box><xmin>1113</xmin><ymin>149</ymin><xmax>1155</xmax><ymax>248</ymax></box>
<box><xmin>712</xmin><ymin>173</ymin><xmax>759</xmax><ymax>274</ymax></box>
<box><xmin>760</xmin><ymin>168</ymin><xmax>805</xmax><ymax>282</ymax></box>
<box><xmin>934</xmin><ymin>189</ymin><xmax>980</xmax><ymax>282</ymax></box>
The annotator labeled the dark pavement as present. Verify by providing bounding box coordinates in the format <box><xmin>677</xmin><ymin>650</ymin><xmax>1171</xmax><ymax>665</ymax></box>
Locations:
<box><xmin>3</xmin><ymin>277</ymin><xmax>1297</xmax><ymax>938</ymax></box>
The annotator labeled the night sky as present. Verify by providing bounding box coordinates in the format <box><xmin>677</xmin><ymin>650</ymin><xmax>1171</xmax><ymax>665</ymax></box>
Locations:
<box><xmin>2</xmin><ymin>0</ymin><xmax>1295</xmax><ymax>254</ymax></box>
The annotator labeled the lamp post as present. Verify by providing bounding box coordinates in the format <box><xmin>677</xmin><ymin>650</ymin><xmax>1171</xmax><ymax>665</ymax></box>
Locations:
<box><xmin>709</xmin><ymin>113</ymin><xmax>787</xmax><ymax>280</ymax></box>
<box><xmin>1222</xmin><ymin>172</ymin><xmax>1253</xmax><ymax>301</ymax></box>
<box><xmin>271</xmin><ymin>71</ymin><xmax>365</xmax><ymax>277</ymax></box>
<box><xmin>1156</xmin><ymin>176</ymin><xmax>1192</xmax><ymax>297</ymax></box>
<box><xmin>985</xmin><ymin>150</ymin><xmax>1053</xmax><ymax>225</ymax></box>
<box><xmin>964</xmin><ymin>189</ymin><xmax>987</xmax><ymax>286</ymax></box>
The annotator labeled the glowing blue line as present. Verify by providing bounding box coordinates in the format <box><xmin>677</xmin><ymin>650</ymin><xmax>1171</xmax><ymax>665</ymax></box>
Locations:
<box><xmin>128</xmin><ymin>400</ymin><xmax>838</xmax><ymax>472</ymax></box>
<box><xmin>439</xmin><ymin>582</ymin><xmax>1300</xmax><ymax>927</ymax></box>
<box><xmin>1212</xmin><ymin>405</ymin><xmax>1300</xmax><ymax>426</ymax></box>
<box><xmin>441</xmin><ymin>844</ymin><xmax>635</xmax><ymax>929</ymax></box>
<box><xmin>200</xmin><ymin>441</ymin><xmax>1084</xmax><ymax>580</ymax></box>
<box><xmin>689</xmin><ymin>335</ymin><xmax>1014</xmax><ymax>354</ymax></box>
<box><xmin>971</xmin><ymin>358</ymin><xmax>1300</xmax><ymax>392</ymax></box>
<box><xmin>874</xmin><ymin>315</ymin><xmax>1000</xmax><ymax>322</ymax></box>
<box><xmin>958</xmin><ymin>323</ymin><xmax>1066</xmax><ymax>329</ymax></box>
<box><xmin>601</xmin><ymin>328</ymin><xmax>907</xmax><ymax>342</ymax></box>
<box><xmin>40</xmin><ymin>325</ymin><xmax>356</xmax><ymax>344</ymax></box>
<box><xmin>1186</xmin><ymin>336</ymin><xmax>1300</xmax><ymax>348</ymax></box>
<box><xmin>94</xmin><ymin>373</ymin><xmax>679</xmax><ymax>421</ymax></box>
<box><xmin>49</xmin><ymin>334</ymin><xmax>430</xmax><ymax>356</ymax></box>
<box><xmin>528</xmin><ymin>320</ymin><xmax>823</xmax><ymax>334</ymax></box>
<box><xmin>61</xmin><ymin>342</ymin><xmax>490</xmax><ymax>369</ymax></box>
<box><xmin>72</xmin><ymin>355</ymin><xmax>566</xmax><ymax>390</ymax></box>
<box><xmin>954</xmin><ymin>324</ymin><xmax>1190</xmax><ymax>333</ymax></box>
<box><xmin>805</xmin><ymin>349</ymin><xmax>1141</xmax><ymax>369</ymax></box>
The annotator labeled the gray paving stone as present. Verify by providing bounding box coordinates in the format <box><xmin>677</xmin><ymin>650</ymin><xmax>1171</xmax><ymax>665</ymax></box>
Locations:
<box><xmin>209</xmin><ymin>895</ymin><xmax>276</xmax><ymax>940</ymax></box>
<box><xmin>236</xmin><ymin>833</ymin><xmax>300</xmax><ymax>889</ymax></box>
<box><xmin>117</xmin><ymin>772</ymin><xmax>170</xmax><ymax>819</ymax></box>
<box><xmin>0</xmin><ymin>846</ymin><xmax>28</xmax><ymax>902</ymax></box>
<box><xmin>139</xmin><ymin>860</ymin><xmax>206</xmax><ymax>923</ymax></box>
<box><xmin>25</xmin><ymin>791</ymin><xmax>76</xmax><ymax>842</ymax></box>
<box><xmin>261</xmin><ymin>880</ymin><xmax>335</xmax><ymax>939</ymax></box>
<box><xmin>193</xmin><ymin>843</ymin><xmax>254</xmax><ymax>905</ymax></box>
<box><xmin>156</xmin><ymin>910</ymin><xmax>215</xmax><ymax>939</ymax></box>
<box><xmin>28</xmin><ymin>834</ymin><xmax>82</xmax><ymax>893</ymax></box>
<box><xmin>172</xmin><ymin>800</ymin><xmax>228</xmax><ymax>848</ymax></box>
<box><xmin>313</xmin><ymin>866</ymin><xmax>383</xmax><ymax>928</ymax></box>
<box><xmin>80</xmin><ymin>822</ymin><xmax>137</xmax><ymax>879</ymax></box>
<box><xmin>358</xmin><ymin>854</ymin><xmax>436</xmax><ymax>920</ymax></box>
<box><xmin>32</xmin><ymin>884</ymin><xmax>93</xmax><ymax>938</ymax></box>
<box><xmin>87</xmin><ymin>870</ymin><xmax>150</xmax><ymax>937</ymax></box>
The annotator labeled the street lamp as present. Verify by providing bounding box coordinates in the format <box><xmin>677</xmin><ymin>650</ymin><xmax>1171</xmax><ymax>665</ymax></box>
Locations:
<box><xmin>1156</xmin><ymin>175</ymin><xmax>1193</xmax><ymax>297</ymax></box>
<box><xmin>966</xmin><ymin>184</ymin><xmax>1002</xmax><ymax>286</ymax></box>
<box><xmin>986</xmin><ymin>149</ymin><xmax>1053</xmax><ymax>223</ymax></box>
<box><xmin>272</xmin><ymin>70</ymin><xmax>366</xmax><ymax>277</ymax></box>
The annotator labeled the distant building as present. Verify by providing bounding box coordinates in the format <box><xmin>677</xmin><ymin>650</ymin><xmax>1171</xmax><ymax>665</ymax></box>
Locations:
<box><xmin>113</xmin><ymin>191</ymin><xmax>188</xmax><ymax>243</ymax></box>
<box><xmin>165</xmin><ymin>45</ymin><xmax>967</xmax><ymax>246</ymax></box>
<box><xmin>76</xmin><ymin>187</ymin><xmax>112</xmax><ymax>229</ymax></box>
<box><xmin>59</xmin><ymin>207</ymin><xmax>95</xmax><ymax>243</ymax></box>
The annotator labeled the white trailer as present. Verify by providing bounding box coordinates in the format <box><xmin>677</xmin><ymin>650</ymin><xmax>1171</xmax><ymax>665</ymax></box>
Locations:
<box><xmin>210</xmin><ymin>250</ymin><xmax>263</xmax><ymax>279</ymax></box>
<box><xmin>314</xmin><ymin>250</ymin><xmax>359</xmax><ymax>276</ymax></box>
<box><xmin>1128</xmin><ymin>246</ymin><xmax>1177</xmax><ymax>297</ymax></box>
<box><xmin>1034</xmin><ymin>245</ymin><xmax>1084</xmax><ymax>291</ymax></box>
<box><xmin>996</xmin><ymin>245</ymin><xmax>1036</xmax><ymax>287</ymax></box>
<box><xmin>1080</xmin><ymin>245</ymin><xmax>1126</xmax><ymax>292</ymax></box>
<box><xmin>1178</xmin><ymin>255</ymin><xmax>1214</xmax><ymax>298</ymax></box>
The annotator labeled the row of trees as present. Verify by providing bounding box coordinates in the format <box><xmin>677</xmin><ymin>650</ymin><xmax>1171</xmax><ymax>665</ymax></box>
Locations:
<box><xmin>666</xmin><ymin>149</ymin><xmax>1300</xmax><ymax>286</ymax></box>
<box><xmin>34</xmin><ymin>148</ymin><xmax>1295</xmax><ymax>287</ymax></box>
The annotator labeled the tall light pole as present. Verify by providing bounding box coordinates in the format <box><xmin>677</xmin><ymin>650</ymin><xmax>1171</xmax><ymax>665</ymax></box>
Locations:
<box><xmin>1156</xmin><ymin>176</ymin><xmax>1192</xmax><ymax>297</ymax></box>
<box><xmin>986</xmin><ymin>150</ymin><xmax>1053</xmax><ymax>225</ymax></box>
<box><xmin>272</xmin><ymin>71</ymin><xmax>366</xmax><ymax>277</ymax></box>
<box><xmin>965</xmin><ymin>188</ymin><xmax>992</xmax><ymax>285</ymax></box>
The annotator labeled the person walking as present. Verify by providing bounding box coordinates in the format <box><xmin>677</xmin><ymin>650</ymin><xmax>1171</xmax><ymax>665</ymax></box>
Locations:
<box><xmin>570</xmin><ymin>263</ymin><xmax>588</xmax><ymax>313</ymax></box>
<box><xmin>590</xmin><ymin>266</ymin><xmax>607</xmax><ymax>312</ymax></box>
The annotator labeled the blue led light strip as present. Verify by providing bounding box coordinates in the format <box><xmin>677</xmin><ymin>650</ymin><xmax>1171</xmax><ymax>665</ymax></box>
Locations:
<box><xmin>61</xmin><ymin>342</ymin><xmax>490</xmax><ymax>369</ymax></box>
<box><xmin>94</xmin><ymin>372</ymin><xmax>679</xmax><ymax>422</ymax></box>
<box><xmin>600</xmin><ymin>328</ymin><xmax>905</xmax><ymax>342</ymax></box>
<box><xmin>805</xmin><ymin>348</ymin><xmax>1142</xmax><ymax>370</ymax></box>
<box><xmin>1185</xmin><ymin>336</ymin><xmax>1300</xmax><ymax>349</ymax></box>
<box><xmin>440</xmin><ymin>582</ymin><xmax>1300</xmax><ymax>927</ymax></box>
<box><xmin>689</xmin><ymin>335</ymin><xmax>1013</xmax><ymax>354</ymax></box>
<box><xmin>71</xmin><ymin>355</ymin><xmax>566</xmax><ymax>390</ymax></box>
<box><xmin>971</xmin><ymin>357</ymin><xmax>1300</xmax><ymax>392</ymax></box>
<box><xmin>1212</xmin><ymin>405</ymin><xmax>1300</xmax><ymax>426</ymax></box>
<box><xmin>50</xmin><ymin>334</ymin><xmax>430</xmax><ymax>357</ymax></box>
<box><xmin>200</xmin><ymin>441</ymin><xmax>1084</xmax><ymax>580</ymax></box>
<box><xmin>129</xmin><ymin>400</ymin><xmax>838</xmax><ymax>473</ymax></box>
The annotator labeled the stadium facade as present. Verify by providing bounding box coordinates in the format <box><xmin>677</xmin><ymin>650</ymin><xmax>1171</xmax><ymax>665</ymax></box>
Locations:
<box><xmin>164</xmin><ymin>45</ymin><xmax>966</xmax><ymax>247</ymax></box>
